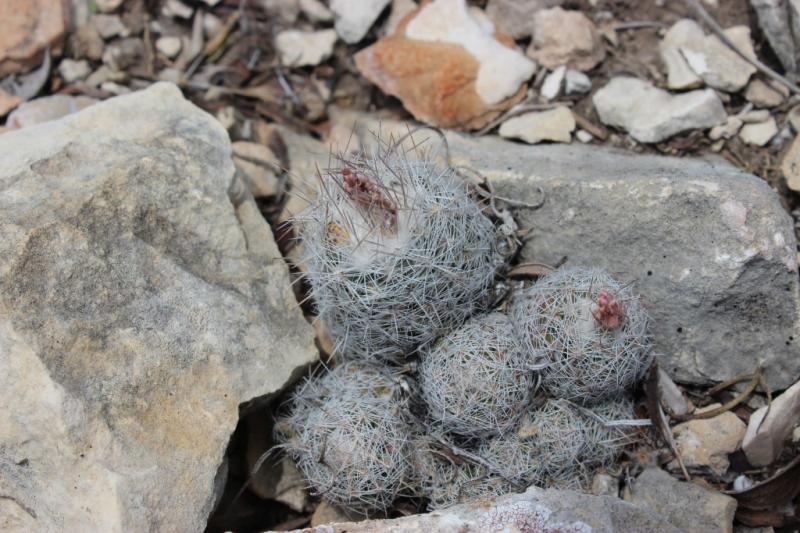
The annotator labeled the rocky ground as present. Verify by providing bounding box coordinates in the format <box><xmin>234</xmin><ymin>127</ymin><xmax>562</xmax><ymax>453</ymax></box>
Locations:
<box><xmin>1</xmin><ymin>0</ymin><xmax>800</xmax><ymax>532</ymax></box>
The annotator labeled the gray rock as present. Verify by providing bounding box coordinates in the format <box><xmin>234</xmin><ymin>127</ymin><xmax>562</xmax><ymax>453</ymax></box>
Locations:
<box><xmin>750</xmin><ymin>0</ymin><xmax>799</xmax><ymax>77</ymax></box>
<box><xmin>626</xmin><ymin>468</ymin><xmax>737</xmax><ymax>533</ymax></box>
<box><xmin>275</xmin><ymin>29</ymin><xmax>337</xmax><ymax>68</ymax></box>
<box><xmin>593</xmin><ymin>77</ymin><xmax>726</xmax><ymax>143</ymax></box>
<box><xmin>739</xmin><ymin>117</ymin><xmax>778</xmax><ymax>146</ymax></box>
<box><xmin>330</xmin><ymin>0</ymin><xmax>391</xmax><ymax>44</ymax></box>
<box><xmin>541</xmin><ymin>66</ymin><xmax>566</xmax><ymax>100</ymax></box>
<box><xmin>337</xmin><ymin>114</ymin><xmax>800</xmax><ymax>389</ymax></box>
<box><xmin>0</xmin><ymin>83</ymin><xmax>318</xmax><ymax>531</ymax></box>
<box><xmin>57</xmin><ymin>58</ymin><xmax>91</xmax><ymax>83</ymax></box>
<box><xmin>485</xmin><ymin>0</ymin><xmax>564</xmax><ymax>40</ymax></box>
<box><xmin>297</xmin><ymin>485</ymin><xmax>680</xmax><ymax>532</ymax></box>
<box><xmin>565</xmin><ymin>68</ymin><xmax>591</xmax><ymax>95</ymax></box>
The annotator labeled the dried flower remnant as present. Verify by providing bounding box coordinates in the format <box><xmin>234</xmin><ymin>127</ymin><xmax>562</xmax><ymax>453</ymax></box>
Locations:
<box><xmin>592</xmin><ymin>289</ymin><xmax>624</xmax><ymax>330</ymax></box>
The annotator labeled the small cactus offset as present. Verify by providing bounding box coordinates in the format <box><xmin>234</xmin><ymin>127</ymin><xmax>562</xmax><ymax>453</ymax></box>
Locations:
<box><xmin>410</xmin><ymin>435</ymin><xmax>511</xmax><ymax>510</ymax></box>
<box><xmin>509</xmin><ymin>266</ymin><xmax>652</xmax><ymax>404</ymax></box>
<box><xmin>418</xmin><ymin>312</ymin><xmax>542</xmax><ymax>438</ymax></box>
<box><xmin>274</xmin><ymin>362</ymin><xmax>413</xmax><ymax>514</ymax></box>
<box><xmin>297</xmin><ymin>143</ymin><xmax>505</xmax><ymax>362</ymax></box>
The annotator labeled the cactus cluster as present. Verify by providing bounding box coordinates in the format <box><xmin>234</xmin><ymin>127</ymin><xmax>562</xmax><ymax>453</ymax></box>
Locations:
<box><xmin>275</xmin><ymin>140</ymin><xmax>652</xmax><ymax>515</ymax></box>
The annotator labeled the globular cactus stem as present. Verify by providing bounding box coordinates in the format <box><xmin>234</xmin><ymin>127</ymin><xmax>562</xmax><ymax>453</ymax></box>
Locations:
<box><xmin>297</xmin><ymin>140</ymin><xmax>506</xmax><ymax>362</ymax></box>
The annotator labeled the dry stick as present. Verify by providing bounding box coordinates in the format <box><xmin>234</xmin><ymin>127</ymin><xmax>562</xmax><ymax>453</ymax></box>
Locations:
<box><xmin>675</xmin><ymin>368</ymin><xmax>762</xmax><ymax>422</ymax></box>
<box><xmin>683</xmin><ymin>0</ymin><xmax>800</xmax><ymax>95</ymax></box>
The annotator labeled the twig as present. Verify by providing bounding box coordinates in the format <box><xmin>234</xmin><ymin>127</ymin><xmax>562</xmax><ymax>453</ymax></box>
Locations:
<box><xmin>683</xmin><ymin>0</ymin><xmax>800</xmax><ymax>95</ymax></box>
<box><xmin>573</xmin><ymin>113</ymin><xmax>609</xmax><ymax>141</ymax></box>
<box><xmin>675</xmin><ymin>367</ymin><xmax>762</xmax><ymax>421</ymax></box>
<box><xmin>613</xmin><ymin>21</ymin><xmax>668</xmax><ymax>31</ymax></box>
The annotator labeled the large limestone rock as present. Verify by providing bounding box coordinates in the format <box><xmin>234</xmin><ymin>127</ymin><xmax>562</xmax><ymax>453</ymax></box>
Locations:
<box><xmin>0</xmin><ymin>83</ymin><xmax>318</xmax><ymax>531</ymax></box>
<box><xmin>306</xmin><ymin>113</ymin><xmax>800</xmax><ymax>390</ymax></box>
<box><xmin>295</xmin><ymin>485</ymin><xmax>680</xmax><ymax>532</ymax></box>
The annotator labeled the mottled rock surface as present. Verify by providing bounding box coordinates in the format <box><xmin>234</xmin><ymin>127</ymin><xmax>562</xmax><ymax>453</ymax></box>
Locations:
<box><xmin>330</xmin><ymin>113</ymin><xmax>800</xmax><ymax>389</ymax></box>
<box><xmin>294</xmin><ymin>485</ymin><xmax>680</xmax><ymax>532</ymax></box>
<box><xmin>0</xmin><ymin>83</ymin><xmax>318</xmax><ymax>531</ymax></box>
<box><xmin>626</xmin><ymin>468</ymin><xmax>737</xmax><ymax>533</ymax></box>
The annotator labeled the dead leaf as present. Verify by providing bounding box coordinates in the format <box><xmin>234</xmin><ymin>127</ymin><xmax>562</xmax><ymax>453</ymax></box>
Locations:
<box><xmin>507</xmin><ymin>262</ymin><xmax>555</xmax><ymax>279</ymax></box>
<box><xmin>725</xmin><ymin>455</ymin><xmax>800</xmax><ymax>510</ymax></box>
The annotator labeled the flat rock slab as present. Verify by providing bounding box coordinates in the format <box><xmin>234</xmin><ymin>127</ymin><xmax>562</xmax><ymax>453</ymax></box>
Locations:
<box><xmin>325</xmin><ymin>113</ymin><xmax>800</xmax><ymax>389</ymax></box>
<box><xmin>291</xmin><ymin>486</ymin><xmax>680</xmax><ymax>532</ymax></box>
<box><xmin>0</xmin><ymin>83</ymin><xmax>318</xmax><ymax>531</ymax></box>
<box><xmin>626</xmin><ymin>468</ymin><xmax>736</xmax><ymax>533</ymax></box>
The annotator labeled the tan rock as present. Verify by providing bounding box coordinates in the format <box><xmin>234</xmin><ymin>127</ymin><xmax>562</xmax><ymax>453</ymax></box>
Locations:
<box><xmin>739</xmin><ymin>117</ymin><xmax>778</xmax><ymax>146</ymax></box>
<box><xmin>498</xmin><ymin>107</ymin><xmax>575</xmax><ymax>144</ymax></box>
<box><xmin>355</xmin><ymin>0</ymin><xmax>534</xmax><ymax>129</ymax></box>
<box><xmin>275</xmin><ymin>29</ymin><xmax>338</xmax><ymax>67</ymax></box>
<box><xmin>6</xmin><ymin>95</ymin><xmax>97</xmax><ymax>129</ymax></box>
<box><xmin>745</xmin><ymin>79</ymin><xmax>787</xmax><ymax>108</ymax></box>
<box><xmin>0</xmin><ymin>0</ymin><xmax>67</xmax><ymax>76</ymax></box>
<box><xmin>527</xmin><ymin>7</ymin><xmax>605</xmax><ymax>71</ymax></box>
<box><xmin>232</xmin><ymin>141</ymin><xmax>281</xmax><ymax>198</ymax></box>
<box><xmin>0</xmin><ymin>89</ymin><xmax>22</xmax><ymax>117</ymax></box>
<box><xmin>742</xmin><ymin>378</ymin><xmax>800</xmax><ymax>466</ymax></box>
<box><xmin>670</xmin><ymin>404</ymin><xmax>746</xmax><ymax>475</ymax></box>
<box><xmin>311</xmin><ymin>501</ymin><xmax>352</xmax><ymax>527</ymax></box>
<box><xmin>782</xmin><ymin>133</ymin><xmax>800</xmax><ymax>192</ymax></box>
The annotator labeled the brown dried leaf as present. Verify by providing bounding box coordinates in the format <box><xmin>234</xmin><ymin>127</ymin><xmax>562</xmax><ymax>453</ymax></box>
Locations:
<box><xmin>726</xmin><ymin>455</ymin><xmax>800</xmax><ymax>510</ymax></box>
<box><xmin>506</xmin><ymin>262</ymin><xmax>555</xmax><ymax>279</ymax></box>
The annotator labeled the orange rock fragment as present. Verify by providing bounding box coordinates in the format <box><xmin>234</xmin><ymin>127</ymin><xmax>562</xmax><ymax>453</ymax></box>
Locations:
<box><xmin>355</xmin><ymin>1</ymin><xmax>531</xmax><ymax>130</ymax></box>
<box><xmin>0</xmin><ymin>0</ymin><xmax>68</xmax><ymax>76</ymax></box>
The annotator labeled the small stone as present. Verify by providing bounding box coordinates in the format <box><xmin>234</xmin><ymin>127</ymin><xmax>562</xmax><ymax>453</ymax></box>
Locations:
<box><xmin>575</xmin><ymin>129</ymin><xmax>593</xmax><ymax>143</ymax></box>
<box><xmin>590</xmin><ymin>473</ymin><xmax>618</xmax><ymax>497</ymax></box>
<box><xmin>5</xmin><ymin>94</ymin><xmax>97</xmax><ymax>129</ymax></box>
<box><xmin>203</xmin><ymin>13</ymin><xmax>222</xmax><ymax>38</ymax></box>
<box><xmin>626</xmin><ymin>468</ymin><xmax>736</xmax><ymax>533</ymax></box>
<box><xmin>382</xmin><ymin>0</ymin><xmax>417</xmax><ymax>36</ymax></box>
<box><xmin>658</xmin><ymin>368</ymin><xmax>691</xmax><ymax>417</ymax></box>
<box><xmin>355</xmin><ymin>0</ymin><xmax>535</xmax><ymax>129</ymax></box>
<box><xmin>232</xmin><ymin>141</ymin><xmax>281</xmax><ymax>198</ymax></box>
<box><xmin>260</xmin><ymin>0</ymin><xmax>301</xmax><ymax>24</ymax></box>
<box><xmin>200</xmin><ymin>0</ymin><xmax>222</xmax><ymax>5</ymax></box>
<box><xmin>0</xmin><ymin>0</ymin><xmax>68</xmax><ymax>76</ymax></box>
<box><xmin>485</xmin><ymin>0</ymin><xmax>564</xmax><ymax>40</ymax></box>
<box><xmin>310</xmin><ymin>501</ymin><xmax>352</xmax><ymax>527</ymax></box>
<box><xmin>660</xmin><ymin>19</ymin><xmax>703</xmax><ymax>90</ymax></box>
<box><xmin>100</xmin><ymin>81</ymin><xmax>130</xmax><ymax>95</ymax></box>
<box><xmin>739</xmin><ymin>117</ymin><xmax>778</xmax><ymax>146</ymax></box>
<box><xmin>782</xmin><ymin>134</ymin><xmax>800</xmax><ymax>192</ymax></box>
<box><xmin>0</xmin><ymin>88</ymin><xmax>22</xmax><ymax>117</ymax></box>
<box><xmin>709</xmin><ymin>116</ymin><xmax>743</xmax><ymax>141</ymax></box>
<box><xmin>592</xmin><ymin>77</ymin><xmax>726</xmax><ymax>143</ymax></box>
<box><xmin>660</xmin><ymin>19</ymin><xmax>757</xmax><ymax>92</ymax></box>
<box><xmin>733</xmin><ymin>475</ymin><xmax>753</xmax><ymax>492</ymax></box>
<box><xmin>57</xmin><ymin>58</ymin><xmax>91</xmax><ymax>83</ymax></box>
<box><xmin>670</xmin><ymin>404</ymin><xmax>746</xmax><ymax>475</ymax></box>
<box><xmin>540</xmin><ymin>66</ymin><xmax>565</xmax><ymax>100</ymax></box>
<box><xmin>740</xmin><ymin>109</ymin><xmax>771</xmax><ymax>124</ymax></box>
<box><xmin>95</xmin><ymin>0</ymin><xmax>124</xmax><ymax>11</ymax></box>
<box><xmin>156</xmin><ymin>36</ymin><xmax>182</xmax><ymax>59</ymax></box>
<box><xmin>499</xmin><ymin>107</ymin><xmax>575</xmax><ymax>144</ymax></box>
<box><xmin>91</xmin><ymin>13</ymin><xmax>129</xmax><ymax>39</ymax></box>
<box><xmin>158</xmin><ymin>67</ymin><xmax>183</xmax><ymax>84</ymax></box>
<box><xmin>788</xmin><ymin>105</ymin><xmax>800</xmax><ymax>133</ymax></box>
<box><xmin>565</xmin><ymin>69</ymin><xmax>591</xmax><ymax>94</ymax></box>
<box><xmin>331</xmin><ymin>0</ymin><xmax>391</xmax><ymax>44</ymax></box>
<box><xmin>745</xmin><ymin>79</ymin><xmax>787</xmax><ymax>108</ymax></box>
<box><xmin>527</xmin><ymin>7</ymin><xmax>605</xmax><ymax>71</ymax></box>
<box><xmin>299</xmin><ymin>0</ymin><xmax>334</xmax><ymax>22</ymax></box>
<box><xmin>85</xmin><ymin>65</ymin><xmax>127</xmax><ymax>88</ymax></box>
<box><xmin>216</xmin><ymin>106</ymin><xmax>236</xmax><ymax>131</ymax></box>
<box><xmin>102</xmin><ymin>38</ymin><xmax>145</xmax><ymax>71</ymax></box>
<box><xmin>742</xmin><ymin>378</ymin><xmax>800</xmax><ymax>466</ymax></box>
<box><xmin>162</xmin><ymin>0</ymin><xmax>194</xmax><ymax>19</ymax></box>
<box><xmin>275</xmin><ymin>29</ymin><xmax>338</xmax><ymax>68</ymax></box>
<box><xmin>71</xmin><ymin>23</ymin><xmax>104</xmax><ymax>61</ymax></box>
